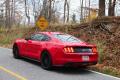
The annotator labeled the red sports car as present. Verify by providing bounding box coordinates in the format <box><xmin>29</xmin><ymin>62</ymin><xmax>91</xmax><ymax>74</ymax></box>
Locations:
<box><xmin>13</xmin><ymin>32</ymin><xmax>98</xmax><ymax>69</ymax></box>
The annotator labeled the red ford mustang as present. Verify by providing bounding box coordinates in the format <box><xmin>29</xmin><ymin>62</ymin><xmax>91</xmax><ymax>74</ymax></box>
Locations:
<box><xmin>13</xmin><ymin>32</ymin><xmax>98</xmax><ymax>69</ymax></box>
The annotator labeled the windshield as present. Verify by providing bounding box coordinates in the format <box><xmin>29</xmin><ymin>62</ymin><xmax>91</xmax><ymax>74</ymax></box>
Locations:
<box><xmin>53</xmin><ymin>34</ymin><xmax>83</xmax><ymax>43</ymax></box>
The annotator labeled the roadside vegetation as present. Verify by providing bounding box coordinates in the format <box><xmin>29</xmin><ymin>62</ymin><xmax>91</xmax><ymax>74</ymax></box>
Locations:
<box><xmin>0</xmin><ymin>27</ymin><xmax>29</xmax><ymax>47</ymax></box>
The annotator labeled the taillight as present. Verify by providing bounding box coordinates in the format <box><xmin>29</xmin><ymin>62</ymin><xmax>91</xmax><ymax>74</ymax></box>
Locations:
<box><xmin>64</xmin><ymin>47</ymin><xmax>74</xmax><ymax>53</ymax></box>
<box><xmin>92</xmin><ymin>47</ymin><xmax>97</xmax><ymax>53</ymax></box>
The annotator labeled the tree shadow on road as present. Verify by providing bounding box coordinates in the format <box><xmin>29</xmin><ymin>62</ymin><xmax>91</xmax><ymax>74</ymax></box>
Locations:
<box><xmin>21</xmin><ymin>58</ymin><xmax>41</xmax><ymax>66</ymax></box>
<box><xmin>51</xmin><ymin>67</ymin><xmax>92</xmax><ymax>75</ymax></box>
<box><xmin>21</xmin><ymin>58</ymin><xmax>92</xmax><ymax>75</ymax></box>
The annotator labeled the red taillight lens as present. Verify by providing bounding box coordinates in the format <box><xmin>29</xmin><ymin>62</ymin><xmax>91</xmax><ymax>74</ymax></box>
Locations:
<box><xmin>92</xmin><ymin>47</ymin><xmax>97</xmax><ymax>53</ymax></box>
<box><xmin>64</xmin><ymin>47</ymin><xmax>74</xmax><ymax>53</ymax></box>
<box><xmin>70</xmin><ymin>47</ymin><xmax>74</xmax><ymax>53</ymax></box>
<box><xmin>64</xmin><ymin>48</ymin><xmax>68</xmax><ymax>52</ymax></box>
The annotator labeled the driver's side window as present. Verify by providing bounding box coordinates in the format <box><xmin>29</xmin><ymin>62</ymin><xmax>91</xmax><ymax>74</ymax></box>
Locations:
<box><xmin>30</xmin><ymin>34</ymin><xmax>44</xmax><ymax>41</ymax></box>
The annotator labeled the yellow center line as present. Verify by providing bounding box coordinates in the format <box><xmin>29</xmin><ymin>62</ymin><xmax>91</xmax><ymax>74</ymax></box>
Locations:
<box><xmin>0</xmin><ymin>66</ymin><xmax>27</xmax><ymax>80</ymax></box>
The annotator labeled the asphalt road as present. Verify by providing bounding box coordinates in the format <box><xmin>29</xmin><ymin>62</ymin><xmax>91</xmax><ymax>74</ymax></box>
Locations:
<box><xmin>0</xmin><ymin>47</ymin><xmax>120</xmax><ymax>80</ymax></box>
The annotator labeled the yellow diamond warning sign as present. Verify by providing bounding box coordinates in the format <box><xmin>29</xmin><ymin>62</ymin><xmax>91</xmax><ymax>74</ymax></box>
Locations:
<box><xmin>36</xmin><ymin>16</ymin><xmax>48</xmax><ymax>30</ymax></box>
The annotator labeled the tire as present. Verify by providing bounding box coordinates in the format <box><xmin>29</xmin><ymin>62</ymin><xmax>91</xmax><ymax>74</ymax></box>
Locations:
<box><xmin>13</xmin><ymin>44</ymin><xmax>21</xmax><ymax>59</ymax></box>
<box><xmin>41</xmin><ymin>51</ymin><xmax>52</xmax><ymax>70</ymax></box>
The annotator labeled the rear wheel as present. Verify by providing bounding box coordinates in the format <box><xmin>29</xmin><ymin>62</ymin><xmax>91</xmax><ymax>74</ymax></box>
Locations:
<box><xmin>41</xmin><ymin>51</ymin><xmax>52</xmax><ymax>70</ymax></box>
<box><xmin>13</xmin><ymin>44</ymin><xmax>21</xmax><ymax>59</ymax></box>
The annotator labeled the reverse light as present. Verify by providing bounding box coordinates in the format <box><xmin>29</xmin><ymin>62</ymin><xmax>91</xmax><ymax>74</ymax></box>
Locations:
<box><xmin>64</xmin><ymin>47</ymin><xmax>74</xmax><ymax>53</ymax></box>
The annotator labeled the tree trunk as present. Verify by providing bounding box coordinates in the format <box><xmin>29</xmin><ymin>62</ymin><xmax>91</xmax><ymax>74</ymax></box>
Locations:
<box><xmin>66</xmin><ymin>1</ymin><xmax>70</xmax><ymax>22</ymax></box>
<box><xmin>64</xmin><ymin>0</ymin><xmax>70</xmax><ymax>23</ymax></box>
<box><xmin>88</xmin><ymin>0</ymin><xmax>90</xmax><ymax>21</ymax></box>
<box><xmin>64</xmin><ymin>0</ymin><xmax>67</xmax><ymax>23</ymax></box>
<box><xmin>11</xmin><ymin>0</ymin><xmax>15</xmax><ymax>26</ymax></box>
<box><xmin>40</xmin><ymin>0</ymin><xmax>48</xmax><ymax>19</ymax></box>
<box><xmin>49</xmin><ymin>0</ymin><xmax>52</xmax><ymax>22</ymax></box>
<box><xmin>80</xmin><ymin>0</ymin><xmax>84</xmax><ymax>21</ymax></box>
<box><xmin>5</xmin><ymin>0</ymin><xmax>11</xmax><ymax>28</ymax></box>
<box><xmin>98</xmin><ymin>0</ymin><xmax>105</xmax><ymax>16</ymax></box>
<box><xmin>108</xmin><ymin>0</ymin><xmax>116</xmax><ymax>16</ymax></box>
<box><xmin>25</xmin><ymin>0</ymin><xmax>30</xmax><ymax>25</ymax></box>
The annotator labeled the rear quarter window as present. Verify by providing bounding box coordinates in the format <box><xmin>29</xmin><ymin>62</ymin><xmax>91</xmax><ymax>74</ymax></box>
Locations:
<box><xmin>53</xmin><ymin>34</ymin><xmax>82</xmax><ymax>43</ymax></box>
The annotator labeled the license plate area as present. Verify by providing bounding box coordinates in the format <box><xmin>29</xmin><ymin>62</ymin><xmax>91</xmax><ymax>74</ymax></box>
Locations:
<box><xmin>82</xmin><ymin>56</ymin><xmax>89</xmax><ymax>61</ymax></box>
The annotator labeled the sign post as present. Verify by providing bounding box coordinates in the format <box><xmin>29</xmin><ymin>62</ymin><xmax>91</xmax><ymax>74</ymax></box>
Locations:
<box><xmin>36</xmin><ymin>16</ymin><xmax>48</xmax><ymax>31</ymax></box>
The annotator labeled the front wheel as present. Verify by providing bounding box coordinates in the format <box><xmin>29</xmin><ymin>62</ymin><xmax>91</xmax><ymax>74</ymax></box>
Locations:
<box><xmin>41</xmin><ymin>51</ymin><xmax>52</xmax><ymax>70</ymax></box>
<box><xmin>13</xmin><ymin>45</ymin><xmax>21</xmax><ymax>59</ymax></box>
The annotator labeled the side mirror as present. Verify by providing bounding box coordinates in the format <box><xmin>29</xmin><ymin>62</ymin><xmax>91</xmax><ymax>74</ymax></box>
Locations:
<box><xmin>25</xmin><ymin>37</ymin><xmax>30</xmax><ymax>41</ymax></box>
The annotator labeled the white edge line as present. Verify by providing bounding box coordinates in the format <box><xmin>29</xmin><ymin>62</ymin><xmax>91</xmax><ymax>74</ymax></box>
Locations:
<box><xmin>87</xmin><ymin>69</ymin><xmax>120</xmax><ymax>80</ymax></box>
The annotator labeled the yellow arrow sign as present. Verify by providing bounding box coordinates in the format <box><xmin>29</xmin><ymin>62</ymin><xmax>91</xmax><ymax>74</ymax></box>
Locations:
<box><xmin>36</xmin><ymin>16</ymin><xmax>49</xmax><ymax>31</ymax></box>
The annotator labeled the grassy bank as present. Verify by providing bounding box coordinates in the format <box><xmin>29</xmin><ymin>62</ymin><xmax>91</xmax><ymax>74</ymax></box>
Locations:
<box><xmin>0</xmin><ymin>27</ymin><xmax>33</xmax><ymax>47</ymax></box>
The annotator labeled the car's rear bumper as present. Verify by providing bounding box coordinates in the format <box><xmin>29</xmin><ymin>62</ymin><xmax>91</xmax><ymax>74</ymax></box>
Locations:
<box><xmin>54</xmin><ymin>59</ymin><xmax>98</xmax><ymax>67</ymax></box>
<box><xmin>64</xmin><ymin>62</ymin><xmax>97</xmax><ymax>67</ymax></box>
<box><xmin>53</xmin><ymin>53</ymin><xmax>98</xmax><ymax>67</ymax></box>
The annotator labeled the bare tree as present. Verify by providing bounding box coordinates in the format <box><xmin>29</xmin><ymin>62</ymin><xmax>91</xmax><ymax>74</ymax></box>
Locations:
<box><xmin>31</xmin><ymin>0</ymin><xmax>41</xmax><ymax>22</ymax></box>
<box><xmin>64</xmin><ymin>0</ymin><xmax>70</xmax><ymax>23</ymax></box>
<box><xmin>48</xmin><ymin>0</ymin><xmax>52</xmax><ymax>22</ymax></box>
<box><xmin>72</xmin><ymin>13</ymin><xmax>76</xmax><ymax>23</ymax></box>
<box><xmin>98</xmin><ymin>0</ymin><xmax>105</xmax><ymax>16</ymax></box>
<box><xmin>80</xmin><ymin>0</ymin><xmax>83</xmax><ymax>21</ymax></box>
<box><xmin>5</xmin><ymin>0</ymin><xmax>11</xmax><ymax>28</ymax></box>
<box><xmin>24</xmin><ymin>0</ymin><xmax>30</xmax><ymax>25</ymax></box>
<box><xmin>11</xmin><ymin>0</ymin><xmax>15</xmax><ymax>26</ymax></box>
<box><xmin>38</xmin><ymin>0</ymin><xmax>49</xmax><ymax>21</ymax></box>
<box><xmin>31</xmin><ymin>0</ymin><xmax>36</xmax><ymax>22</ymax></box>
<box><xmin>108</xmin><ymin>0</ymin><xmax>116</xmax><ymax>16</ymax></box>
<box><xmin>67</xmin><ymin>0</ymin><xmax>70</xmax><ymax>22</ymax></box>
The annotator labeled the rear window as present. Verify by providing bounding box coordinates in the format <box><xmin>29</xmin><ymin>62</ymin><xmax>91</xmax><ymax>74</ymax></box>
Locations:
<box><xmin>53</xmin><ymin>34</ymin><xmax>82</xmax><ymax>43</ymax></box>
